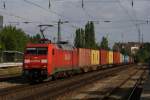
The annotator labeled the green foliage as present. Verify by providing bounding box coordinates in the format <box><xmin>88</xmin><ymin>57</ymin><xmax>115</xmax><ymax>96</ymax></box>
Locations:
<box><xmin>100</xmin><ymin>36</ymin><xmax>109</xmax><ymax>50</ymax></box>
<box><xmin>0</xmin><ymin>26</ymin><xmax>41</xmax><ymax>52</ymax></box>
<box><xmin>75</xmin><ymin>29</ymin><xmax>81</xmax><ymax>48</ymax></box>
<box><xmin>29</xmin><ymin>33</ymin><xmax>41</xmax><ymax>43</ymax></box>
<box><xmin>74</xmin><ymin>21</ymin><xmax>97</xmax><ymax>49</ymax></box>
<box><xmin>0</xmin><ymin>26</ymin><xmax>29</xmax><ymax>51</ymax></box>
<box><xmin>120</xmin><ymin>48</ymin><xmax>130</xmax><ymax>56</ymax></box>
<box><xmin>135</xmin><ymin>43</ymin><xmax>150</xmax><ymax>63</ymax></box>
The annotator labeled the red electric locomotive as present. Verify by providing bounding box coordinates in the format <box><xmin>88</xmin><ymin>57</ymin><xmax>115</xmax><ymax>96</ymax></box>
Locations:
<box><xmin>23</xmin><ymin>41</ymin><xmax>78</xmax><ymax>81</ymax></box>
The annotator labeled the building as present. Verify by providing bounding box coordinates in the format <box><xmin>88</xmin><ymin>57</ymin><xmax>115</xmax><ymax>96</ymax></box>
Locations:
<box><xmin>0</xmin><ymin>15</ymin><xmax>3</xmax><ymax>30</ymax></box>
<box><xmin>113</xmin><ymin>42</ymin><xmax>142</xmax><ymax>55</ymax></box>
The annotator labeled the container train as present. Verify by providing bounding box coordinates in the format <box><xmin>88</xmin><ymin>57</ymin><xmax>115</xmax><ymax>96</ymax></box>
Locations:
<box><xmin>23</xmin><ymin>42</ymin><xmax>134</xmax><ymax>82</ymax></box>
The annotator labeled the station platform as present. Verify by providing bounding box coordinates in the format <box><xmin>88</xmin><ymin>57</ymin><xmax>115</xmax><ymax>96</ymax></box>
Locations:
<box><xmin>141</xmin><ymin>74</ymin><xmax>150</xmax><ymax>100</ymax></box>
<box><xmin>0</xmin><ymin>62</ymin><xmax>22</xmax><ymax>68</ymax></box>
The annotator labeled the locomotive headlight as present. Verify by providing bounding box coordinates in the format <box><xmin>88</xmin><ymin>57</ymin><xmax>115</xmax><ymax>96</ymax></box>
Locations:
<box><xmin>43</xmin><ymin>65</ymin><xmax>47</xmax><ymax>68</ymax></box>
<box><xmin>41</xmin><ymin>59</ymin><xmax>48</xmax><ymax>63</ymax></box>
<box><xmin>24</xmin><ymin>59</ymin><xmax>30</xmax><ymax>63</ymax></box>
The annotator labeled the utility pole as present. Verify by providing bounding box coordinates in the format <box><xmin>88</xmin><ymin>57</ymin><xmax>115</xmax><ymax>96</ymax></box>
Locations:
<box><xmin>136</xmin><ymin>24</ymin><xmax>141</xmax><ymax>44</ymax></box>
<box><xmin>142</xmin><ymin>33</ymin><xmax>144</xmax><ymax>44</ymax></box>
<box><xmin>57</xmin><ymin>19</ymin><xmax>68</xmax><ymax>43</ymax></box>
<box><xmin>138</xmin><ymin>27</ymin><xmax>141</xmax><ymax>43</ymax></box>
<box><xmin>121</xmin><ymin>33</ymin><xmax>124</xmax><ymax>43</ymax></box>
<box><xmin>58</xmin><ymin>19</ymin><xmax>61</xmax><ymax>43</ymax></box>
<box><xmin>135</xmin><ymin>20</ymin><xmax>149</xmax><ymax>44</ymax></box>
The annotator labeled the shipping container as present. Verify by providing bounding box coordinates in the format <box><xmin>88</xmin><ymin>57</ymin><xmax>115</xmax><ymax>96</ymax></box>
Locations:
<box><xmin>100</xmin><ymin>49</ymin><xmax>108</xmax><ymax>65</ymax></box>
<box><xmin>113</xmin><ymin>51</ymin><xmax>120</xmax><ymax>64</ymax></box>
<box><xmin>91</xmin><ymin>50</ymin><xmax>99</xmax><ymax>65</ymax></box>
<box><xmin>108</xmin><ymin>51</ymin><xmax>113</xmax><ymax>64</ymax></box>
<box><xmin>124</xmin><ymin>55</ymin><xmax>129</xmax><ymax>63</ymax></box>
<box><xmin>73</xmin><ymin>49</ymin><xmax>78</xmax><ymax>67</ymax></box>
<box><xmin>78</xmin><ymin>48</ymin><xmax>91</xmax><ymax>67</ymax></box>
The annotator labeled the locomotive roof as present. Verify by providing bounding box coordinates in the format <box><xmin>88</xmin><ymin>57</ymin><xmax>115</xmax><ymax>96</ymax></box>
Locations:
<box><xmin>56</xmin><ymin>43</ymin><xmax>74</xmax><ymax>50</ymax></box>
<box><xmin>27</xmin><ymin>42</ymin><xmax>74</xmax><ymax>51</ymax></box>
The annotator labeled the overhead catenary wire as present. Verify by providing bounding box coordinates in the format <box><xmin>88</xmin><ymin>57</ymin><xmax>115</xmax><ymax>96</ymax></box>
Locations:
<box><xmin>3</xmin><ymin>0</ymin><xmax>146</xmax><ymax>28</ymax></box>
<box><xmin>1</xmin><ymin>0</ymin><xmax>150</xmax><ymax>43</ymax></box>
<box><xmin>0</xmin><ymin>9</ymin><xmax>30</xmax><ymax>21</ymax></box>
<box><xmin>116</xmin><ymin>0</ymin><xmax>142</xmax><ymax>43</ymax></box>
<box><xmin>23</xmin><ymin>0</ymin><xmax>80</xmax><ymax>29</ymax></box>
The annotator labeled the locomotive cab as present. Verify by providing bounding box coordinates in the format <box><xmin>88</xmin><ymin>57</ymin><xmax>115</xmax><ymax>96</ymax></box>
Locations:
<box><xmin>23</xmin><ymin>43</ymin><xmax>50</xmax><ymax>81</ymax></box>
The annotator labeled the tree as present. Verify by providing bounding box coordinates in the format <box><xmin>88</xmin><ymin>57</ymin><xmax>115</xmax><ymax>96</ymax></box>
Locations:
<box><xmin>84</xmin><ymin>21</ymin><xmax>97</xmax><ymax>49</ymax></box>
<box><xmin>30</xmin><ymin>33</ymin><xmax>41</xmax><ymax>43</ymax></box>
<box><xmin>90</xmin><ymin>21</ymin><xmax>96</xmax><ymax>48</ymax></box>
<box><xmin>74</xmin><ymin>28</ymin><xmax>84</xmax><ymax>48</ymax></box>
<box><xmin>0</xmin><ymin>26</ymin><xmax>29</xmax><ymax>51</ymax></box>
<box><xmin>80</xmin><ymin>28</ymin><xmax>85</xmax><ymax>47</ymax></box>
<box><xmin>84</xmin><ymin>22</ymin><xmax>90</xmax><ymax>48</ymax></box>
<box><xmin>120</xmin><ymin>48</ymin><xmax>130</xmax><ymax>55</ymax></box>
<box><xmin>100</xmin><ymin>36</ymin><xmax>109</xmax><ymax>50</ymax></box>
<box><xmin>74</xmin><ymin>29</ymin><xmax>80</xmax><ymax>48</ymax></box>
<box><xmin>135</xmin><ymin>43</ymin><xmax>150</xmax><ymax>63</ymax></box>
<box><xmin>74</xmin><ymin>21</ymin><xmax>97</xmax><ymax>49</ymax></box>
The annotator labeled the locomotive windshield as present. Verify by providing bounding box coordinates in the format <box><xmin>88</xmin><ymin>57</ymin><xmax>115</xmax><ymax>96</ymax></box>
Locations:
<box><xmin>26</xmin><ymin>47</ymin><xmax>48</xmax><ymax>55</ymax></box>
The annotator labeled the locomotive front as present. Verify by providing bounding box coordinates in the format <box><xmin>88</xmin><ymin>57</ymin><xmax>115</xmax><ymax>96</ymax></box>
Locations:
<box><xmin>23</xmin><ymin>44</ymin><xmax>49</xmax><ymax>81</ymax></box>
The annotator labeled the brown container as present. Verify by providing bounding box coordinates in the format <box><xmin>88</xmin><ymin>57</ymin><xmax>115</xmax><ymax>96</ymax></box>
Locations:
<box><xmin>78</xmin><ymin>48</ymin><xmax>91</xmax><ymax>67</ymax></box>
<box><xmin>113</xmin><ymin>52</ymin><xmax>120</xmax><ymax>64</ymax></box>
<box><xmin>100</xmin><ymin>49</ymin><xmax>108</xmax><ymax>65</ymax></box>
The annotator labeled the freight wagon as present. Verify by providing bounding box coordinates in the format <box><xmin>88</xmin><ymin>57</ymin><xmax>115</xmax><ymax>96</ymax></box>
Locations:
<box><xmin>91</xmin><ymin>50</ymin><xmax>100</xmax><ymax>70</ymax></box>
<box><xmin>124</xmin><ymin>55</ymin><xmax>129</xmax><ymax>64</ymax></box>
<box><xmin>100</xmin><ymin>49</ymin><xmax>108</xmax><ymax>65</ymax></box>
<box><xmin>78</xmin><ymin>48</ymin><xmax>91</xmax><ymax>72</ymax></box>
<box><xmin>108</xmin><ymin>51</ymin><xmax>113</xmax><ymax>66</ymax></box>
<box><xmin>113</xmin><ymin>51</ymin><xmax>120</xmax><ymax>65</ymax></box>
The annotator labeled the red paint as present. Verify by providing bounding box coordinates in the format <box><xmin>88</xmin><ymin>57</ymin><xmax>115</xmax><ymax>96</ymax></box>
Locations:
<box><xmin>100</xmin><ymin>49</ymin><xmax>108</xmax><ymax>65</ymax></box>
<box><xmin>23</xmin><ymin>43</ymin><xmax>78</xmax><ymax>76</ymax></box>
<box><xmin>113</xmin><ymin>52</ymin><xmax>120</xmax><ymax>64</ymax></box>
<box><xmin>78</xmin><ymin>48</ymin><xmax>91</xmax><ymax>67</ymax></box>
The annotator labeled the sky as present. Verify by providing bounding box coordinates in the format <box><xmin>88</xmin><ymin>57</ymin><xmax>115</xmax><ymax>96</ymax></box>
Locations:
<box><xmin>0</xmin><ymin>0</ymin><xmax>150</xmax><ymax>47</ymax></box>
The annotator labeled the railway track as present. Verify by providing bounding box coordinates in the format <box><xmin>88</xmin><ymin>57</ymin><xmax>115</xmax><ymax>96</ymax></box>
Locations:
<box><xmin>0</xmin><ymin>74</ymin><xmax>21</xmax><ymax>82</ymax></box>
<box><xmin>0</xmin><ymin>65</ymin><xmax>133</xmax><ymax>100</ymax></box>
<box><xmin>101</xmin><ymin>69</ymin><xmax>145</xmax><ymax>100</ymax></box>
<box><xmin>55</xmin><ymin>65</ymin><xmax>143</xmax><ymax>100</ymax></box>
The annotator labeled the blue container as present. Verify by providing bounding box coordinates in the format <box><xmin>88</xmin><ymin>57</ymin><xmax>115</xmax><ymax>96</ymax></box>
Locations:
<box><xmin>124</xmin><ymin>55</ymin><xmax>129</xmax><ymax>63</ymax></box>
